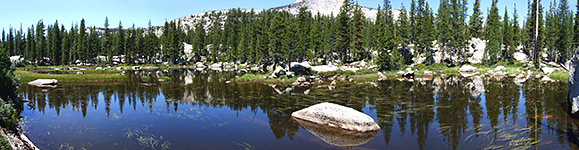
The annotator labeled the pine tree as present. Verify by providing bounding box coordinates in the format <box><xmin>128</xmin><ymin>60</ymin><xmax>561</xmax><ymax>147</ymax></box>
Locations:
<box><xmin>297</xmin><ymin>7</ymin><xmax>313</xmax><ymax>62</ymax></box>
<box><xmin>269</xmin><ymin>11</ymin><xmax>287</xmax><ymax>64</ymax></box>
<box><xmin>414</xmin><ymin>0</ymin><xmax>436</xmax><ymax>64</ymax></box>
<box><xmin>502</xmin><ymin>7</ymin><xmax>514</xmax><ymax>62</ymax></box>
<box><xmin>546</xmin><ymin>1</ymin><xmax>559</xmax><ymax>61</ymax></box>
<box><xmin>61</xmin><ymin>26</ymin><xmax>69</xmax><ymax>65</ymax></box>
<box><xmin>35</xmin><ymin>20</ymin><xmax>46</xmax><ymax>64</ymax></box>
<box><xmin>512</xmin><ymin>4</ymin><xmax>521</xmax><ymax>48</ymax></box>
<box><xmin>398</xmin><ymin>3</ymin><xmax>410</xmax><ymax>49</ymax></box>
<box><xmin>115</xmin><ymin>21</ymin><xmax>125</xmax><ymax>62</ymax></box>
<box><xmin>102</xmin><ymin>17</ymin><xmax>112</xmax><ymax>63</ymax></box>
<box><xmin>483</xmin><ymin>0</ymin><xmax>502</xmax><ymax>65</ymax></box>
<box><xmin>51</xmin><ymin>20</ymin><xmax>61</xmax><ymax>65</ymax></box>
<box><xmin>525</xmin><ymin>0</ymin><xmax>545</xmax><ymax>66</ymax></box>
<box><xmin>78</xmin><ymin>19</ymin><xmax>87</xmax><ymax>63</ymax></box>
<box><xmin>310</xmin><ymin>13</ymin><xmax>324</xmax><ymax>61</ymax></box>
<box><xmin>25</xmin><ymin>27</ymin><xmax>34</xmax><ymax>62</ymax></box>
<box><xmin>557</xmin><ymin>0</ymin><xmax>573</xmax><ymax>62</ymax></box>
<box><xmin>7</xmin><ymin>28</ymin><xmax>14</xmax><ymax>56</ymax></box>
<box><xmin>15</xmin><ymin>26</ymin><xmax>24</xmax><ymax>56</ymax></box>
<box><xmin>209</xmin><ymin>14</ymin><xmax>222</xmax><ymax>63</ymax></box>
<box><xmin>410</xmin><ymin>0</ymin><xmax>417</xmax><ymax>44</ymax></box>
<box><xmin>377</xmin><ymin>0</ymin><xmax>401</xmax><ymax>70</ymax></box>
<box><xmin>1</xmin><ymin>29</ymin><xmax>4</xmax><ymax>50</ymax></box>
<box><xmin>469</xmin><ymin>0</ymin><xmax>484</xmax><ymax>38</ymax></box>
<box><xmin>350</xmin><ymin>4</ymin><xmax>364</xmax><ymax>61</ymax></box>
<box><xmin>69</xmin><ymin>24</ymin><xmax>77</xmax><ymax>64</ymax></box>
<box><xmin>437</xmin><ymin>0</ymin><xmax>451</xmax><ymax>51</ymax></box>
<box><xmin>575</xmin><ymin>0</ymin><xmax>579</xmax><ymax>48</ymax></box>
<box><xmin>454</xmin><ymin>0</ymin><xmax>470</xmax><ymax>64</ymax></box>
<box><xmin>193</xmin><ymin>21</ymin><xmax>206</xmax><ymax>62</ymax></box>
<box><xmin>437</xmin><ymin>0</ymin><xmax>453</xmax><ymax>64</ymax></box>
<box><xmin>335</xmin><ymin>0</ymin><xmax>351</xmax><ymax>64</ymax></box>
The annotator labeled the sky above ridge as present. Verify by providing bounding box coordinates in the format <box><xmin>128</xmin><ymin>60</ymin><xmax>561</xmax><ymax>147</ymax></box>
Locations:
<box><xmin>0</xmin><ymin>0</ymin><xmax>576</xmax><ymax>31</ymax></box>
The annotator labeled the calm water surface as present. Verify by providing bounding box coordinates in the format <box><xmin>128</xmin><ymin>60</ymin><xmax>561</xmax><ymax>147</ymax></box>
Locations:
<box><xmin>18</xmin><ymin>70</ymin><xmax>578</xmax><ymax>149</ymax></box>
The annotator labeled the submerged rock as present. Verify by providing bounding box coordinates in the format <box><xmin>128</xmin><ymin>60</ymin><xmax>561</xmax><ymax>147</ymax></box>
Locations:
<box><xmin>293</xmin><ymin>118</ymin><xmax>379</xmax><ymax>146</ymax></box>
<box><xmin>291</xmin><ymin>102</ymin><xmax>380</xmax><ymax>132</ymax></box>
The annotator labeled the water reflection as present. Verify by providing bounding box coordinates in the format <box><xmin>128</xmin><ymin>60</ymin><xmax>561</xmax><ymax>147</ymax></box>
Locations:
<box><xmin>19</xmin><ymin>69</ymin><xmax>578</xmax><ymax>149</ymax></box>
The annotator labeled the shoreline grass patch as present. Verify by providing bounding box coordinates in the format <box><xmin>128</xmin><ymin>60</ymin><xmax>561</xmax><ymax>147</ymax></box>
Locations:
<box><xmin>549</xmin><ymin>70</ymin><xmax>569</xmax><ymax>81</ymax></box>
<box><xmin>15</xmin><ymin>70</ymin><xmax>126</xmax><ymax>82</ymax></box>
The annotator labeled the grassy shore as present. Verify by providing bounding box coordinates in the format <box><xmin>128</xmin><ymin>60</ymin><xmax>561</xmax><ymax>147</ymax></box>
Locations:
<box><xmin>15</xmin><ymin>70</ymin><xmax>126</xmax><ymax>82</ymax></box>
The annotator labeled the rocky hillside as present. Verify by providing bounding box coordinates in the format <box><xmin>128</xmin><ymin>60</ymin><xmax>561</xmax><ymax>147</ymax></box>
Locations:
<box><xmin>169</xmin><ymin>0</ymin><xmax>399</xmax><ymax>32</ymax></box>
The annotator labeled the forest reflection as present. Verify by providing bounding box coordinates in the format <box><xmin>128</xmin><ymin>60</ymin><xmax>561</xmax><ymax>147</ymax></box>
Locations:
<box><xmin>20</xmin><ymin>70</ymin><xmax>575</xmax><ymax>149</ymax></box>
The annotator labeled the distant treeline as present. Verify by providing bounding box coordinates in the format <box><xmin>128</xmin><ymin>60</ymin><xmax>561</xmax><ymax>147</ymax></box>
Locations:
<box><xmin>0</xmin><ymin>0</ymin><xmax>577</xmax><ymax>70</ymax></box>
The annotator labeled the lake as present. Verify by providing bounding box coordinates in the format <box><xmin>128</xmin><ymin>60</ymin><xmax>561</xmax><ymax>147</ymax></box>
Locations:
<box><xmin>18</xmin><ymin>69</ymin><xmax>578</xmax><ymax>149</ymax></box>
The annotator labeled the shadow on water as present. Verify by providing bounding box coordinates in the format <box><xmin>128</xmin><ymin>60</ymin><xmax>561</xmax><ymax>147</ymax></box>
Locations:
<box><xmin>17</xmin><ymin>69</ymin><xmax>579</xmax><ymax>149</ymax></box>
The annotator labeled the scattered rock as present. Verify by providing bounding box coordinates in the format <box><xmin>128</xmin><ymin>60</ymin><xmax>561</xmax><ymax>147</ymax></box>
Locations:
<box><xmin>76</xmin><ymin>72</ymin><xmax>85</xmax><ymax>75</ymax></box>
<box><xmin>95</xmin><ymin>67</ymin><xmax>103</xmax><ymax>70</ymax></box>
<box><xmin>272</xmin><ymin>66</ymin><xmax>286</xmax><ymax>78</ymax></box>
<box><xmin>514</xmin><ymin>51</ymin><xmax>530</xmax><ymax>62</ymax></box>
<box><xmin>290</xmin><ymin>62</ymin><xmax>312</xmax><ymax>75</ymax></box>
<box><xmin>311</xmin><ymin>65</ymin><xmax>339</xmax><ymax>72</ymax></box>
<box><xmin>297</xmin><ymin>77</ymin><xmax>307</xmax><ymax>82</ymax></box>
<box><xmin>225</xmin><ymin>81</ymin><xmax>232</xmax><ymax>84</ymax></box>
<box><xmin>403</xmin><ymin>68</ymin><xmax>415</xmax><ymax>79</ymax></box>
<box><xmin>131</xmin><ymin>66</ymin><xmax>141</xmax><ymax>70</ymax></box>
<box><xmin>542</xmin><ymin>76</ymin><xmax>555</xmax><ymax>82</ymax></box>
<box><xmin>377</xmin><ymin>72</ymin><xmax>387</xmax><ymax>81</ymax></box>
<box><xmin>423</xmin><ymin>71</ymin><xmax>433</xmax><ymax>77</ymax></box>
<box><xmin>494</xmin><ymin>66</ymin><xmax>506</xmax><ymax>71</ymax></box>
<box><xmin>292</xmin><ymin>81</ymin><xmax>300</xmax><ymax>86</ymax></box>
<box><xmin>286</xmin><ymin>71</ymin><xmax>296</xmax><ymax>78</ymax></box>
<box><xmin>195</xmin><ymin>62</ymin><xmax>206</xmax><ymax>68</ymax></box>
<box><xmin>493</xmin><ymin>71</ymin><xmax>507</xmax><ymax>77</ymax></box>
<box><xmin>542</xmin><ymin>67</ymin><xmax>555</xmax><ymax>74</ymax></box>
<box><xmin>396</xmin><ymin>71</ymin><xmax>405</xmax><ymax>75</ymax></box>
<box><xmin>459</xmin><ymin>72</ymin><xmax>478</xmax><ymax>77</ymax></box>
<box><xmin>291</xmin><ymin>102</ymin><xmax>381</xmax><ymax>132</ymax></box>
<box><xmin>458</xmin><ymin>65</ymin><xmax>477</xmax><ymax>72</ymax></box>
<box><xmin>330</xmin><ymin>80</ymin><xmax>337</xmax><ymax>88</ymax></box>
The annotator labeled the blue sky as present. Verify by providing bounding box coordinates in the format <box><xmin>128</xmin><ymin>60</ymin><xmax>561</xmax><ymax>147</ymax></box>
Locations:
<box><xmin>0</xmin><ymin>0</ymin><xmax>576</xmax><ymax>31</ymax></box>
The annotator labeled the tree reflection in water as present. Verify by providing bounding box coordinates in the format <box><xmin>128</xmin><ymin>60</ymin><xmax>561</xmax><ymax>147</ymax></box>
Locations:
<box><xmin>19</xmin><ymin>69</ymin><xmax>578</xmax><ymax>149</ymax></box>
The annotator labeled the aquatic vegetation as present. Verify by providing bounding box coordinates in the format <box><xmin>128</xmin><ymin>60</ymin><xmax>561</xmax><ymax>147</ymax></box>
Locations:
<box><xmin>235</xmin><ymin>142</ymin><xmax>254</xmax><ymax>150</ymax></box>
<box><xmin>124</xmin><ymin>125</ymin><xmax>172</xmax><ymax>150</ymax></box>
<box><xmin>109</xmin><ymin>113</ymin><xmax>121</xmax><ymax>121</ymax></box>
<box><xmin>457</xmin><ymin>124</ymin><xmax>542</xmax><ymax>150</ymax></box>
<box><xmin>136</xmin><ymin>135</ymin><xmax>172</xmax><ymax>150</ymax></box>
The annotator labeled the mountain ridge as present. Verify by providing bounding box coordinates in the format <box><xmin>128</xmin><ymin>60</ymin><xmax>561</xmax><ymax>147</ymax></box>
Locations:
<box><xmin>170</xmin><ymin>0</ymin><xmax>400</xmax><ymax>32</ymax></box>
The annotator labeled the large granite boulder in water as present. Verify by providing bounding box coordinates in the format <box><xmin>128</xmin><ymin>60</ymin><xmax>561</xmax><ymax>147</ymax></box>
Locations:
<box><xmin>569</xmin><ymin>48</ymin><xmax>579</xmax><ymax>118</ymax></box>
<box><xmin>291</xmin><ymin>102</ymin><xmax>380</xmax><ymax>132</ymax></box>
<box><xmin>27</xmin><ymin>79</ymin><xmax>57</xmax><ymax>88</ymax></box>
